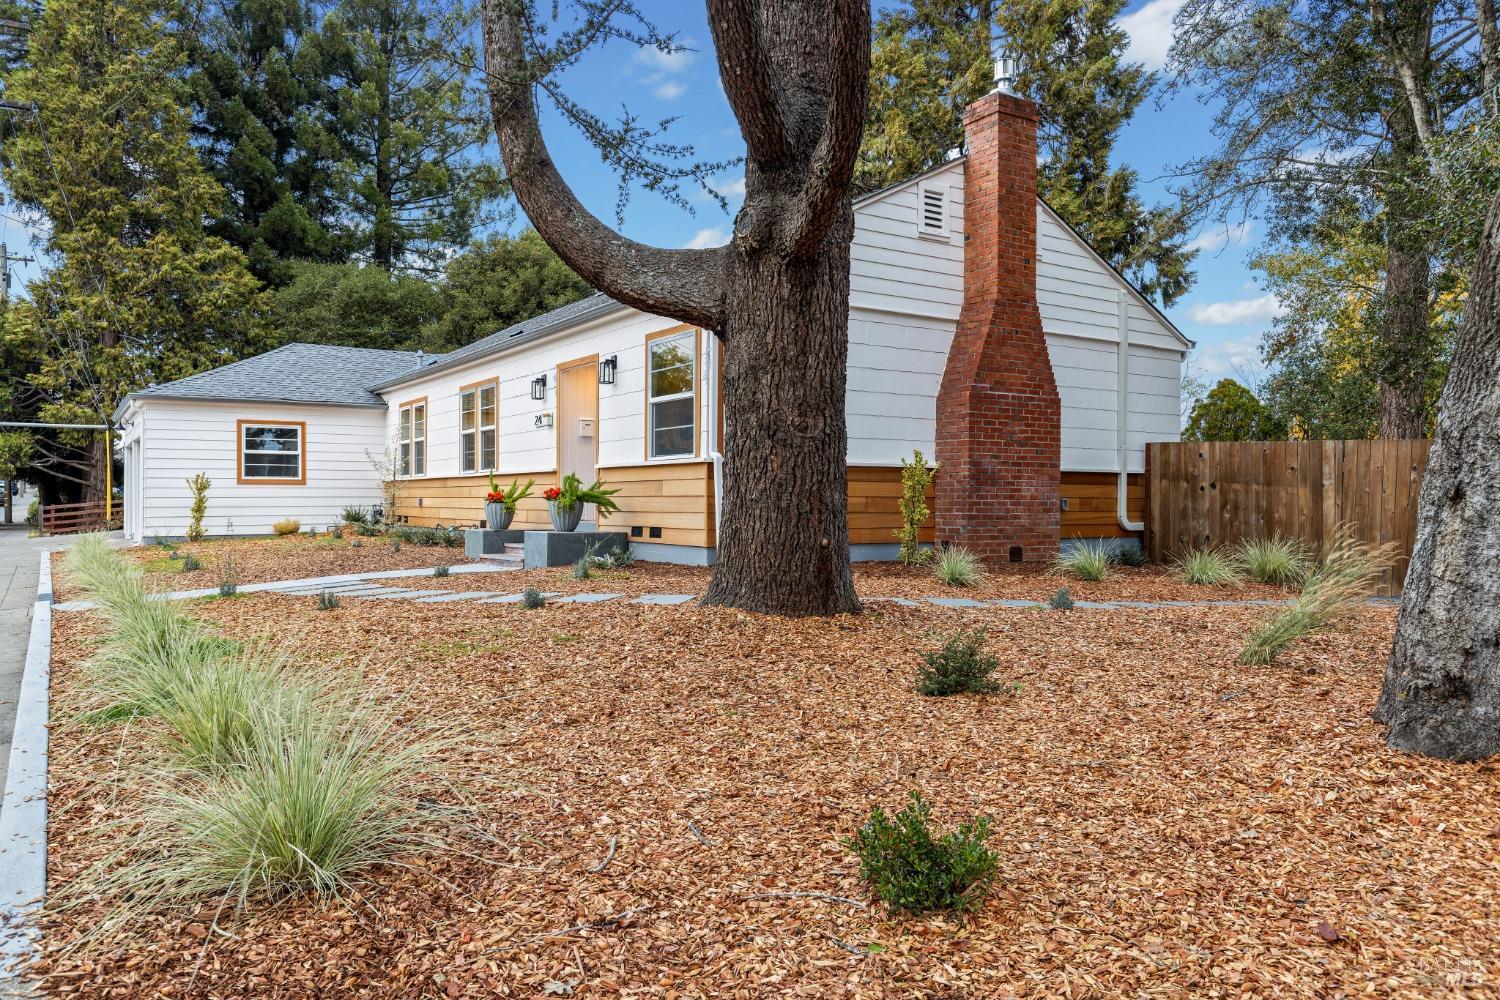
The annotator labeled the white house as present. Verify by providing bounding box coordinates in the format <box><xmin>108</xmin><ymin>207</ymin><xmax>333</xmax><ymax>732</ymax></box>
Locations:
<box><xmin>114</xmin><ymin>87</ymin><xmax>1189</xmax><ymax>564</ymax></box>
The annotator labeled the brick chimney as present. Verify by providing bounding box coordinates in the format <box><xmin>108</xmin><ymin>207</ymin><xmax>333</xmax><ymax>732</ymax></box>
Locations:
<box><xmin>934</xmin><ymin>90</ymin><xmax>1061</xmax><ymax>563</ymax></box>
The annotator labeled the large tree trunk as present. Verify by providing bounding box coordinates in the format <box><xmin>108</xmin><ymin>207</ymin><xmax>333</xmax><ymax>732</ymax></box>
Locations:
<box><xmin>1373</xmin><ymin>190</ymin><xmax>1500</xmax><ymax>761</ymax></box>
<box><xmin>481</xmin><ymin>0</ymin><xmax>868</xmax><ymax>616</ymax></box>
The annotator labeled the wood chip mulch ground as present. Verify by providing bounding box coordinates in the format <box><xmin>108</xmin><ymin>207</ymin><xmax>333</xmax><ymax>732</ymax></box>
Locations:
<box><xmin>36</xmin><ymin>583</ymin><xmax>1499</xmax><ymax>998</ymax></box>
<box><xmin>49</xmin><ymin>535</ymin><xmax>475</xmax><ymax>603</ymax></box>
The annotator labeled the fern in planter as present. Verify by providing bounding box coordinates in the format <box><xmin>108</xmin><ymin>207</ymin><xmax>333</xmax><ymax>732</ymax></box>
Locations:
<box><xmin>543</xmin><ymin>474</ymin><xmax>622</xmax><ymax>520</ymax></box>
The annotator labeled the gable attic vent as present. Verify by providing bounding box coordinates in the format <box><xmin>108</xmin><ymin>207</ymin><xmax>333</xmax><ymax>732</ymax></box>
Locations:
<box><xmin>917</xmin><ymin>182</ymin><xmax>949</xmax><ymax>240</ymax></box>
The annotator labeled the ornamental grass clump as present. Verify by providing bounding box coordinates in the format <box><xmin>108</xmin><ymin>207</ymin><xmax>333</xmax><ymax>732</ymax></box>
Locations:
<box><xmin>317</xmin><ymin>590</ymin><xmax>341</xmax><ymax>611</ymax></box>
<box><xmin>1174</xmin><ymin>546</ymin><xmax>1242</xmax><ymax>586</ymax></box>
<box><xmin>916</xmin><ymin>630</ymin><xmax>1001</xmax><ymax>696</ymax></box>
<box><xmin>1237</xmin><ymin>536</ymin><xmax>1311</xmax><ymax>587</ymax></box>
<box><xmin>1239</xmin><ymin>532</ymin><xmax>1389</xmax><ymax>665</ymax></box>
<box><xmin>933</xmin><ymin>546</ymin><xmax>983</xmax><ymax>587</ymax></box>
<box><xmin>844</xmin><ymin>792</ymin><xmax>998</xmax><ymax>913</ymax></box>
<box><xmin>1047</xmin><ymin>586</ymin><xmax>1074</xmax><ymax>611</ymax></box>
<box><xmin>180</xmin><ymin>553</ymin><xmax>201</xmax><ymax>572</ymax></box>
<box><xmin>520</xmin><ymin>586</ymin><xmax>546</xmax><ymax>609</ymax></box>
<box><xmin>433</xmin><ymin>564</ymin><xmax>450</xmax><ymax>578</ymax></box>
<box><xmin>1055</xmin><ymin>539</ymin><xmax>1113</xmax><ymax>581</ymax></box>
<box><xmin>272</xmin><ymin>518</ymin><xmax>301</xmax><ymax>536</ymax></box>
<box><xmin>217</xmin><ymin>554</ymin><xmax>240</xmax><ymax>597</ymax></box>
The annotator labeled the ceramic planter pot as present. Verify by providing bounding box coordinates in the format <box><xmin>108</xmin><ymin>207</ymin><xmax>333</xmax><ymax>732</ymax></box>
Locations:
<box><xmin>484</xmin><ymin>502</ymin><xmax>513</xmax><ymax>531</ymax></box>
<box><xmin>548</xmin><ymin>500</ymin><xmax>582</xmax><ymax>532</ymax></box>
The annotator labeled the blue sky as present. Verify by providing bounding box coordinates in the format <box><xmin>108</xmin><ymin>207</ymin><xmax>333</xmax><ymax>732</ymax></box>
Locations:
<box><xmin>526</xmin><ymin>0</ymin><xmax>1276</xmax><ymax>389</ymax></box>
<box><xmin>0</xmin><ymin>0</ymin><xmax>1273</xmax><ymax>387</ymax></box>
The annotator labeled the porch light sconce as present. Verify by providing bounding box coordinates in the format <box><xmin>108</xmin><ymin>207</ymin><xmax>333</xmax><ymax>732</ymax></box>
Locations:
<box><xmin>599</xmin><ymin>355</ymin><xmax>617</xmax><ymax>385</ymax></box>
<box><xmin>530</xmin><ymin>374</ymin><xmax>547</xmax><ymax>401</ymax></box>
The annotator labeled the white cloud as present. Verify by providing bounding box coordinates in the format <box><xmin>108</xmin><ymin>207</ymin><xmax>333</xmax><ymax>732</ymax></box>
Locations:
<box><xmin>683</xmin><ymin>227</ymin><xmax>729</xmax><ymax>249</ymax></box>
<box><xmin>634</xmin><ymin>45</ymin><xmax>697</xmax><ymax>75</ymax></box>
<box><xmin>1192</xmin><ymin>335</ymin><xmax>1263</xmax><ymax>380</ymax></box>
<box><xmin>1119</xmin><ymin>0</ymin><xmax>1184</xmax><ymax>71</ymax></box>
<box><xmin>1188</xmin><ymin>294</ymin><xmax>1285</xmax><ymax>326</ymax></box>
<box><xmin>1187</xmin><ymin>221</ymin><xmax>1254</xmax><ymax>254</ymax></box>
<box><xmin>653</xmin><ymin>81</ymin><xmax>687</xmax><ymax>100</ymax></box>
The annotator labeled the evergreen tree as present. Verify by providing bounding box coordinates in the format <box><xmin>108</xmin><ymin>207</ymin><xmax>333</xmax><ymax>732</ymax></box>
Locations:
<box><xmin>185</xmin><ymin>0</ymin><xmax>346</xmax><ymax>286</ymax></box>
<box><xmin>316</xmin><ymin>0</ymin><xmax>504</xmax><ymax>273</ymax></box>
<box><xmin>857</xmin><ymin>0</ymin><xmax>1195</xmax><ymax>305</ymax></box>
<box><xmin>0</xmin><ymin>0</ymin><xmax>269</xmax><ymax>499</ymax></box>
<box><xmin>270</xmin><ymin>261</ymin><xmax>442</xmax><ymax>349</ymax></box>
<box><xmin>1184</xmin><ymin>379</ymin><xmax>1287</xmax><ymax>441</ymax></box>
<box><xmin>423</xmin><ymin>229</ymin><xmax>591</xmax><ymax>350</ymax></box>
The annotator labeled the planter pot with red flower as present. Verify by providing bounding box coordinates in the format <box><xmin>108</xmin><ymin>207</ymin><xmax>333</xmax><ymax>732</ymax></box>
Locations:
<box><xmin>545</xmin><ymin>475</ymin><xmax>621</xmax><ymax>533</ymax></box>
<box><xmin>547</xmin><ymin>500</ymin><xmax>583</xmax><ymax>532</ymax></box>
<box><xmin>484</xmin><ymin>501</ymin><xmax>513</xmax><ymax>530</ymax></box>
<box><xmin>485</xmin><ymin>475</ymin><xmax>533</xmax><ymax>532</ymax></box>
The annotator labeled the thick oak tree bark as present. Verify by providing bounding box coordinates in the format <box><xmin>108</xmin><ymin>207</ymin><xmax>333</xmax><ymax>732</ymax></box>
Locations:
<box><xmin>1373</xmin><ymin>190</ymin><xmax>1500</xmax><ymax>761</ymax></box>
<box><xmin>481</xmin><ymin>0</ymin><xmax>868</xmax><ymax>616</ymax></box>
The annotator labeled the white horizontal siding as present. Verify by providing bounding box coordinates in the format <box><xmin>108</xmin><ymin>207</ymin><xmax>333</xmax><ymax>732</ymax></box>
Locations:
<box><xmin>136</xmin><ymin>400</ymin><xmax>388</xmax><ymax>538</ymax></box>
<box><xmin>851</xmin><ymin>161</ymin><xmax>965</xmax><ymax>320</ymax></box>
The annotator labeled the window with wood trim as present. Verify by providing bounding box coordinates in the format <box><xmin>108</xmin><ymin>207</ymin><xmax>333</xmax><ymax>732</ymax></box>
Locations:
<box><xmin>239</xmin><ymin>422</ymin><xmax>304</xmax><ymax>482</ymax></box>
<box><xmin>460</xmin><ymin>380</ymin><xmax>497</xmax><ymax>473</ymax></box>
<box><xmin>399</xmin><ymin>400</ymin><xmax>426</xmax><ymax>477</ymax></box>
<box><xmin>647</xmin><ymin>330</ymin><xmax>697</xmax><ymax>459</ymax></box>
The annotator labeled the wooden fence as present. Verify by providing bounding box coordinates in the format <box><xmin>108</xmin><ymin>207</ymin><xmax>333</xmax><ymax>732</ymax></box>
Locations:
<box><xmin>41</xmin><ymin>500</ymin><xmax>123</xmax><ymax>536</ymax></box>
<box><xmin>1145</xmin><ymin>440</ymin><xmax>1431</xmax><ymax>596</ymax></box>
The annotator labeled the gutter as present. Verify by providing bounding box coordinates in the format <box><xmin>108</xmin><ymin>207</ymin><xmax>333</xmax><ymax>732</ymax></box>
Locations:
<box><xmin>705</xmin><ymin>334</ymin><xmax>723</xmax><ymax>549</ymax></box>
<box><xmin>1116</xmin><ymin>290</ymin><xmax>1144</xmax><ymax>534</ymax></box>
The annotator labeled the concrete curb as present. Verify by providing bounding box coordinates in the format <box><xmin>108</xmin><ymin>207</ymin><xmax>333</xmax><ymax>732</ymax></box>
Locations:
<box><xmin>0</xmin><ymin>551</ymin><xmax>51</xmax><ymax>988</ymax></box>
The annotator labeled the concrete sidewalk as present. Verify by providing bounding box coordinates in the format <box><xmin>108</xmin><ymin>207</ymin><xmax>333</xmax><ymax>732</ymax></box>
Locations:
<box><xmin>0</xmin><ymin>525</ymin><xmax>111</xmax><ymax>798</ymax></box>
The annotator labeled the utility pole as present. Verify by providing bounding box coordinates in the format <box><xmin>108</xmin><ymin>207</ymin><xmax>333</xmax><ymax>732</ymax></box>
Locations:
<box><xmin>0</xmin><ymin>241</ymin><xmax>35</xmax><ymax>306</ymax></box>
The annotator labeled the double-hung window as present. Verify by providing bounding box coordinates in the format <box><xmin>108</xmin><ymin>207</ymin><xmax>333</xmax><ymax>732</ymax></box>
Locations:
<box><xmin>647</xmin><ymin>329</ymin><xmax>697</xmax><ymax>459</ymax></box>
<box><xmin>239</xmin><ymin>421</ymin><xmax>304</xmax><ymax>483</ymax></box>
<box><xmin>399</xmin><ymin>400</ymin><xmax>426</xmax><ymax>477</ymax></box>
<box><xmin>459</xmin><ymin>380</ymin><xmax>497</xmax><ymax>473</ymax></box>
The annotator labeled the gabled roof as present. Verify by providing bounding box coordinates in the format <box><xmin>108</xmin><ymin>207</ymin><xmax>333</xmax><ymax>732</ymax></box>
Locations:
<box><xmin>372</xmin><ymin>294</ymin><xmax>627</xmax><ymax>392</ymax></box>
<box><xmin>118</xmin><ymin>343</ymin><xmax>425</xmax><ymax>418</ymax></box>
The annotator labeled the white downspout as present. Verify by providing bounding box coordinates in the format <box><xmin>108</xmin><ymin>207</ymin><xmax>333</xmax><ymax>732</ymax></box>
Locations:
<box><xmin>1116</xmin><ymin>290</ymin><xmax>1145</xmax><ymax>533</ymax></box>
<box><xmin>706</xmin><ymin>334</ymin><xmax>724</xmax><ymax>553</ymax></box>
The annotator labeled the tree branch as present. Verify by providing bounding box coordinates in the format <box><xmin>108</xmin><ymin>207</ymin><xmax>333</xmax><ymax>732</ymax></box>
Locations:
<box><xmin>782</xmin><ymin>0</ymin><xmax>871</xmax><ymax>257</ymax></box>
<box><xmin>705</xmin><ymin>0</ymin><xmax>793</xmax><ymax>165</ymax></box>
<box><xmin>480</xmin><ymin>0</ymin><xmax>726</xmax><ymax>330</ymax></box>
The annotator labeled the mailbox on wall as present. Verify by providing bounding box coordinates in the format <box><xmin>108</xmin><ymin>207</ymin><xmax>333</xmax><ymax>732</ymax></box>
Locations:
<box><xmin>577</xmin><ymin>418</ymin><xmax>595</xmax><ymax>438</ymax></box>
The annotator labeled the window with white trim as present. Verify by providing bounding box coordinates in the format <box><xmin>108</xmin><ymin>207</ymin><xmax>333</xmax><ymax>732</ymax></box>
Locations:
<box><xmin>241</xmin><ymin>423</ymin><xmax>303</xmax><ymax>480</ymax></box>
<box><xmin>916</xmin><ymin>181</ymin><xmax>949</xmax><ymax>239</ymax></box>
<box><xmin>460</xmin><ymin>381</ymin><xmax>497</xmax><ymax>473</ymax></box>
<box><xmin>647</xmin><ymin>331</ymin><xmax>696</xmax><ymax>459</ymax></box>
<box><xmin>399</xmin><ymin>401</ymin><xmax>426</xmax><ymax>477</ymax></box>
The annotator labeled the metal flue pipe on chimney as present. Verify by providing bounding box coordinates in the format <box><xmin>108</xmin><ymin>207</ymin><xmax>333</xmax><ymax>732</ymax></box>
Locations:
<box><xmin>993</xmin><ymin>48</ymin><xmax>1018</xmax><ymax>95</ymax></box>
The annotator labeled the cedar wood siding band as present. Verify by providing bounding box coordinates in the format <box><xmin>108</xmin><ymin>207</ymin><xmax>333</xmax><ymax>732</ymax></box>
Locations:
<box><xmin>235</xmin><ymin>419</ymin><xmax>307</xmax><ymax>486</ymax></box>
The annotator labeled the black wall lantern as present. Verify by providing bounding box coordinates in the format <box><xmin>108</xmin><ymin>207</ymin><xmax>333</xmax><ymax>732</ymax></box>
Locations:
<box><xmin>599</xmin><ymin>355</ymin><xmax>617</xmax><ymax>385</ymax></box>
<box><xmin>530</xmin><ymin>374</ymin><xmax>547</xmax><ymax>401</ymax></box>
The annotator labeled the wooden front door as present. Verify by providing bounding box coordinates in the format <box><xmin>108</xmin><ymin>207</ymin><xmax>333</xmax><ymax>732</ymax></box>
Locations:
<box><xmin>556</xmin><ymin>354</ymin><xmax>599</xmax><ymax>522</ymax></box>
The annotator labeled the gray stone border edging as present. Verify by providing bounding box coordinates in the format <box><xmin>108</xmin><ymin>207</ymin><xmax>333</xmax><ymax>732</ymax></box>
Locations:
<box><xmin>0</xmin><ymin>551</ymin><xmax>51</xmax><ymax>986</ymax></box>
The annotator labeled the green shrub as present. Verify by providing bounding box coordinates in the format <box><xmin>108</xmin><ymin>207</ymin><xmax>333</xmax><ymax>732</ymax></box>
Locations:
<box><xmin>844</xmin><ymin>792</ymin><xmax>998</xmax><ymax>913</ymax></box>
<box><xmin>433</xmin><ymin>564</ymin><xmax>450</xmax><ymax>578</ymax></box>
<box><xmin>355</xmin><ymin>522</ymin><xmax>380</xmax><ymax>537</ymax></box>
<box><xmin>329</xmin><ymin>523</ymin><xmax>345</xmax><ymax>540</ymax></box>
<box><xmin>217</xmin><ymin>554</ymin><xmax>240</xmax><ymax>598</ymax></box>
<box><xmin>572</xmin><ymin>557</ymin><xmax>589</xmax><ymax>580</ymax></box>
<box><xmin>317</xmin><ymin>590</ymin><xmax>341</xmax><ymax>611</ymax></box>
<box><xmin>1174</xmin><ymin>546</ymin><xmax>1242</xmax><ymax>586</ymax></box>
<box><xmin>894</xmin><ymin>450</ymin><xmax>937</xmax><ymax>565</ymax></box>
<box><xmin>341</xmin><ymin>506</ymin><xmax>371</xmax><ymax>526</ymax></box>
<box><xmin>1055</xmin><ymin>540</ymin><xmax>1113</xmax><ymax>581</ymax></box>
<box><xmin>1047</xmin><ymin>586</ymin><xmax>1074</xmax><ymax>610</ymax></box>
<box><xmin>272</xmin><ymin>518</ymin><xmax>301</xmax><ymax>537</ymax></box>
<box><xmin>916</xmin><ymin>631</ymin><xmax>1000</xmax><ymax>696</ymax></box>
<box><xmin>933</xmin><ymin>546</ymin><xmax>983</xmax><ymax>587</ymax></box>
<box><xmin>387</xmin><ymin>524</ymin><xmax>463</xmax><ymax>548</ymax></box>
<box><xmin>25</xmin><ymin>497</ymin><xmax>39</xmax><ymax>529</ymax></box>
<box><xmin>389</xmin><ymin>538</ymin><xmax>400</xmax><ymax>553</ymax></box>
<box><xmin>520</xmin><ymin>586</ymin><xmax>546</xmax><ymax>610</ymax></box>
<box><xmin>1115</xmin><ymin>545</ymin><xmax>1147</xmax><ymax>568</ymax></box>
<box><xmin>185</xmin><ymin>473</ymin><xmax>210</xmax><ymax>542</ymax></box>
<box><xmin>1237</xmin><ymin>536</ymin><xmax>1311</xmax><ymax>587</ymax></box>
<box><xmin>1239</xmin><ymin>533</ymin><xmax>1388</xmax><ymax>665</ymax></box>
<box><xmin>181</xmin><ymin>553</ymin><xmax>202</xmax><ymax>572</ymax></box>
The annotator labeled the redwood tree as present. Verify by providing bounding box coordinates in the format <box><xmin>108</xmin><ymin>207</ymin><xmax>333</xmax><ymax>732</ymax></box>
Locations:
<box><xmin>1374</xmin><ymin>188</ymin><xmax>1500</xmax><ymax>761</ymax></box>
<box><xmin>480</xmin><ymin>0</ymin><xmax>869</xmax><ymax>616</ymax></box>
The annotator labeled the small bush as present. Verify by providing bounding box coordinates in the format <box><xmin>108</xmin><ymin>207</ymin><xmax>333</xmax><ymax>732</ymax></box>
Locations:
<box><xmin>916</xmin><ymin>631</ymin><xmax>1000</xmax><ymax>696</ymax></box>
<box><xmin>317</xmin><ymin>590</ymin><xmax>341</xmax><ymax>611</ymax></box>
<box><xmin>1048</xmin><ymin>586</ymin><xmax>1074</xmax><ymax>610</ymax></box>
<box><xmin>181</xmin><ymin>553</ymin><xmax>202</xmax><ymax>572</ymax></box>
<box><xmin>607</xmin><ymin>547</ymin><xmax>636</xmax><ymax>568</ymax></box>
<box><xmin>341</xmin><ymin>506</ymin><xmax>371</xmax><ymax>526</ymax></box>
<box><xmin>844</xmin><ymin>792</ymin><xmax>998</xmax><ymax>913</ymax></box>
<box><xmin>330</xmin><ymin>524</ymin><xmax>345</xmax><ymax>540</ymax></box>
<box><xmin>1174</xmin><ymin>546</ymin><xmax>1242</xmax><ymax>586</ymax></box>
<box><xmin>389</xmin><ymin>538</ymin><xmax>401</xmax><ymax>553</ymax></box>
<box><xmin>1239</xmin><ymin>532</ymin><xmax>1388</xmax><ymax>665</ymax></box>
<box><xmin>350</xmin><ymin>539</ymin><xmax>363</xmax><ymax>549</ymax></box>
<box><xmin>433</xmin><ymin>564</ymin><xmax>450</xmax><ymax>578</ymax></box>
<box><xmin>185</xmin><ymin>473</ymin><xmax>210</xmax><ymax>542</ymax></box>
<box><xmin>217</xmin><ymin>554</ymin><xmax>240</xmax><ymax>598</ymax></box>
<box><xmin>1115</xmin><ymin>545</ymin><xmax>1147</xmax><ymax>568</ymax></box>
<box><xmin>894</xmin><ymin>450</ymin><xmax>938</xmax><ymax>565</ymax></box>
<box><xmin>933</xmin><ymin>546</ymin><xmax>983</xmax><ymax>587</ymax></box>
<box><xmin>520</xmin><ymin>586</ymin><xmax>546</xmax><ymax>609</ymax></box>
<box><xmin>272</xmin><ymin>518</ymin><xmax>301</xmax><ymax>537</ymax></box>
<box><xmin>387</xmin><ymin>524</ymin><xmax>464</xmax><ymax>548</ymax></box>
<box><xmin>355</xmin><ymin>522</ymin><xmax>380</xmax><ymax>537</ymax></box>
<box><xmin>1055</xmin><ymin>540</ymin><xmax>1113</xmax><ymax>581</ymax></box>
<box><xmin>1238</xmin><ymin>536</ymin><xmax>1311</xmax><ymax>587</ymax></box>
<box><xmin>572</xmin><ymin>556</ymin><xmax>590</xmax><ymax>580</ymax></box>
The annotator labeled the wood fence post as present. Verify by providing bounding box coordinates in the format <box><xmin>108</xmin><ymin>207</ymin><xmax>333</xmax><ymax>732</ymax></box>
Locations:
<box><xmin>1320</xmin><ymin>440</ymin><xmax>1338</xmax><ymax>557</ymax></box>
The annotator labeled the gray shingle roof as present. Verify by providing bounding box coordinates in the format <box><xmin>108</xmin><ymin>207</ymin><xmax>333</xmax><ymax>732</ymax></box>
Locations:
<box><xmin>125</xmin><ymin>343</ymin><xmax>427</xmax><ymax>411</ymax></box>
<box><xmin>371</xmin><ymin>293</ymin><xmax>627</xmax><ymax>391</ymax></box>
